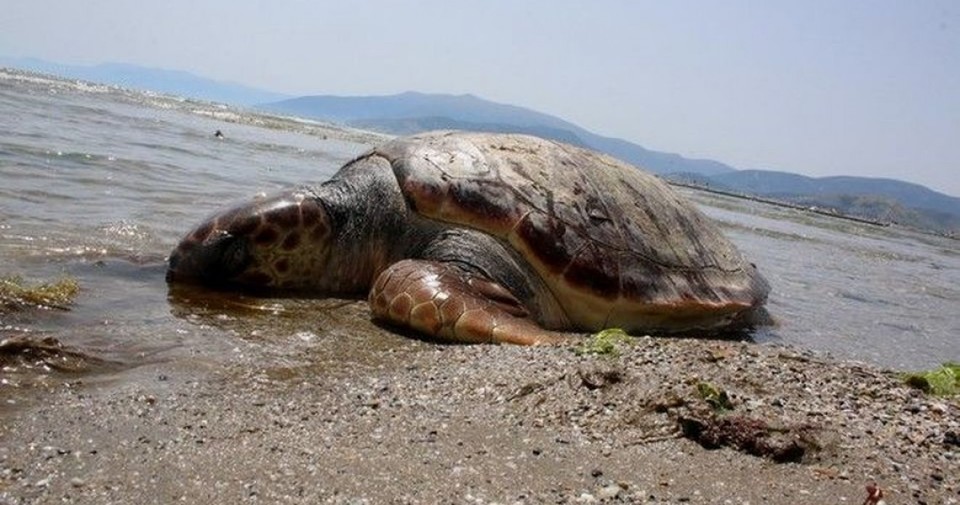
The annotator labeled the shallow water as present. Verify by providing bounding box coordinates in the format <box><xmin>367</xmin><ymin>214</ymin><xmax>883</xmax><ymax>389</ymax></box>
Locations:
<box><xmin>0</xmin><ymin>67</ymin><xmax>957</xmax><ymax>387</ymax></box>
<box><xmin>686</xmin><ymin>189</ymin><xmax>959</xmax><ymax>368</ymax></box>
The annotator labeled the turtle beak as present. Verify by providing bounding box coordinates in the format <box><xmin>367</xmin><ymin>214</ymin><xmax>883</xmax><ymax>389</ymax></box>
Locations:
<box><xmin>166</xmin><ymin>227</ymin><xmax>253</xmax><ymax>286</ymax></box>
<box><xmin>166</xmin><ymin>194</ymin><xmax>267</xmax><ymax>287</ymax></box>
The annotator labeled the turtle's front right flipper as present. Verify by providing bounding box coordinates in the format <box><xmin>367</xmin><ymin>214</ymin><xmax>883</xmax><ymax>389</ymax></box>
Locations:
<box><xmin>368</xmin><ymin>259</ymin><xmax>567</xmax><ymax>345</ymax></box>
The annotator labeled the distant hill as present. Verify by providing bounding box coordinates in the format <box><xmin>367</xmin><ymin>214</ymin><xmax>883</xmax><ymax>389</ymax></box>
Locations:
<box><xmin>709</xmin><ymin>170</ymin><xmax>960</xmax><ymax>218</ymax></box>
<box><xmin>259</xmin><ymin>92</ymin><xmax>738</xmax><ymax>177</ymax></box>
<box><xmin>702</xmin><ymin>171</ymin><xmax>960</xmax><ymax>234</ymax></box>
<box><xmin>786</xmin><ymin>194</ymin><xmax>960</xmax><ymax>233</ymax></box>
<box><xmin>348</xmin><ymin>116</ymin><xmax>589</xmax><ymax>148</ymax></box>
<box><xmin>0</xmin><ymin>57</ymin><xmax>290</xmax><ymax>106</ymax></box>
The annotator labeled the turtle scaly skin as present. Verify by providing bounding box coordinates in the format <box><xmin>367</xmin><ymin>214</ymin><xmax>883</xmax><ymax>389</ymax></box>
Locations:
<box><xmin>167</xmin><ymin>132</ymin><xmax>769</xmax><ymax>344</ymax></box>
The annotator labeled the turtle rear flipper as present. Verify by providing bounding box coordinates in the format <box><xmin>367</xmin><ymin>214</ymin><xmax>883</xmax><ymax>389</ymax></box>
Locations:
<box><xmin>368</xmin><ymin>259</ymin><xmax>566</xmax><ymax>345</ymax></box>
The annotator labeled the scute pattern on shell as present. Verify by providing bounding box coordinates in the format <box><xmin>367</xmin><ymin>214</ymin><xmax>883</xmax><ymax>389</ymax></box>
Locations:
<box><xmin>375</xmin><ymin>132</ymin><xmax>768</xmax><ymax>332</ymax></box>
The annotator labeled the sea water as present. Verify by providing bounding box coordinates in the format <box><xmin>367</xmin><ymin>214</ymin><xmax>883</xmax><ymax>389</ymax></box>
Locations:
<box><xmin>1</xmin><ymin>68</ymin><xmax>957</xmax><ymax>386</ymax></box>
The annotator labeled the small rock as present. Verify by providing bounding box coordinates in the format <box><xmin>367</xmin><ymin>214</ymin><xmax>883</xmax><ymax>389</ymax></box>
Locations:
<box><xmin>70</xmin><ymin>477</ymin><xmax>86</xmax><ymax>488</ymax></box>
<box><xmin>576</xmin><ymin>492</ymin><xmax>597</xmax><ymax>503</ymax></box>
<box><xmin>597</xmin><ymin>485</ymin><xmax>621</xmax><ymax>500</ymax></box>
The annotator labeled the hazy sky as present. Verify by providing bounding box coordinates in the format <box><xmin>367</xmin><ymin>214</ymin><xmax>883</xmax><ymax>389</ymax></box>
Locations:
<box><xmin>3</xmin><ymin>1</ymin><xmax>959</xmax><ymax>196</ymax></box>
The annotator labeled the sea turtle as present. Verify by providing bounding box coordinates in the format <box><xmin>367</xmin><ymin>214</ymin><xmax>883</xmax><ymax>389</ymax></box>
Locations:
<box><xmin>166</xmin><ymin>131</ymin><xmax>769</xmax><ymax>344</ymax></box>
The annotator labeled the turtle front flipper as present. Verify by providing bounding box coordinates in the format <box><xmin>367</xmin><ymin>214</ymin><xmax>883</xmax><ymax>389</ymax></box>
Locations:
<box><xmin>369</xmin><ymin>259</ymin><xmax>566</xmax><ymax>345</ymax></box>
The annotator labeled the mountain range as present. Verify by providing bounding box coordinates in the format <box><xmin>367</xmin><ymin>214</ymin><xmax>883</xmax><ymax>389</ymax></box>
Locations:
<box><xmin>3</xmin><ymin>58</ymin><xmax>958</xmax><ymax>235</ymax></box>
<box><xmin>261</xmin><ymin>92</ymin><xmax>738</xmax><ymax>177</ymax></box>
<box><xmin>261</xmin><ymin>93</ymin><xmax>960</xmax><ymax>234</ymax></box>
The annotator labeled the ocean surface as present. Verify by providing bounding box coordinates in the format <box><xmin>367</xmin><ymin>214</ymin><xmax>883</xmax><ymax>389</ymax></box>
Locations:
<box><xmin>1</xmin><ymin>67</ymin><xmax>957</xmax><ymax>392</ymax></box>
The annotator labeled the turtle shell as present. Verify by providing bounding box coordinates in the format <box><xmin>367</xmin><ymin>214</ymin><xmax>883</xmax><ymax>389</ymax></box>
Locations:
<box><xmin>375</xmin><ymin>131</ymin><xmax>769</xmax><ymax>332</ymax></box>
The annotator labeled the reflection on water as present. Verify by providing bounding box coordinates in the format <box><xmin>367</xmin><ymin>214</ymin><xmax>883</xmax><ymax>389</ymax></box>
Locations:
<box><xmin>0</xmin><ymin>68</ymin><xmax>957</xmax><ymax>390</ymax></box>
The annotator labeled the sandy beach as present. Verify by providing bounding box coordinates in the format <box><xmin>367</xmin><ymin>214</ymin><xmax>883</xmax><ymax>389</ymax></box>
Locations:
<box><xmin>1</xmin><ymin>301</ymin><xmax>957</xmax><ymax>504</ymax></box>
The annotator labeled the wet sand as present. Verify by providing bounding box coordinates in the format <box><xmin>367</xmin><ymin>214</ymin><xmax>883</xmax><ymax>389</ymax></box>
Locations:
<box><xmin>1</xmin><ymin>303</ymin><xmax>958</xmax><ymax>504</ymax></box>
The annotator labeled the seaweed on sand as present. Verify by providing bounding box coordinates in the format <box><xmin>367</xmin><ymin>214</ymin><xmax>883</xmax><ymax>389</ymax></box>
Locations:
<box><xmin>902</xmin><ymin>363</ymin><xmax>960</xmax><ymax>396</ymax></box>
<box><xmin>574</xmin><ymin>328</ymin><xmax>633</xmax><ymax>357</ymax></box>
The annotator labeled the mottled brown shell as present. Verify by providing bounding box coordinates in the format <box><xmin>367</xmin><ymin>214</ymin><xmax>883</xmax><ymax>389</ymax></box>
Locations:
<box><xmin>375</xmin><ymin>131</ymin><xmax>768</xmax><ymax>331</ymax></box>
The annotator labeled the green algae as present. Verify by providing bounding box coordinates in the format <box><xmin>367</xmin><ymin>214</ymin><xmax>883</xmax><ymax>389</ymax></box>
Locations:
<box><xmin>0</xmin><ymin>275</ymin><xmax>80</xmax><ymax>312</ymax></box>
<box><xmin>902</xmin><ymin>363</ymin><xmax>960</xmax><ymax>396</ymax></box>
<box><xmin>696</xmin><ymin>381</ymin><xmax>734</xmax><ymax>412</ymax></box>
<box><xmin>574</xmin><ymin>328</ymin><xmax>632</xmax><ymax>357</ymax></box>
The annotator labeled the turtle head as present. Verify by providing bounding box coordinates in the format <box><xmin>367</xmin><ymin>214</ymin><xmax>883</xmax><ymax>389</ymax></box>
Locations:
<box><xmin>166</xmin><ymin>189</ymin><xmax>334</xmax><ymax>291</ymax></box>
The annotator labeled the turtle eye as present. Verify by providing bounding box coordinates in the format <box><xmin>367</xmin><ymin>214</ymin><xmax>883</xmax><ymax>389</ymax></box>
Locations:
<box><xmin>205</xmin><ymin>234</ymin><xmax>250</xmax><ymax>282</ymax></box>
<box><xmin>221</xmin><ymin>237</ymin><xmax>249</xmax><ymax>274</ymax></box>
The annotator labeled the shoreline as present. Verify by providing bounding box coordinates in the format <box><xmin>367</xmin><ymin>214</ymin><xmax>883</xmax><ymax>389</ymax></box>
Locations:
<box><xmin>2</xmin><ymin>322</ymin><xmax>957</xmax><ymax>504</ymax></box>
<box><xmin>668</xmin><ymin>180</ymin><xmax>960</xmax><ymax>241</ymax></box>
<box><xmin>667</xmin><ymin>181</ymin><xmax>891</xmax><ymax>228</ymax></box>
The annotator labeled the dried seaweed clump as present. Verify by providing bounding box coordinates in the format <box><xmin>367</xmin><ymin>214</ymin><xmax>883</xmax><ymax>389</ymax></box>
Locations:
<box><xmin>679</xmin><ymin>381</ymin><xmax>822</xmax><ymax>463</ymax></box>
<box><xmin>679</xmin><ymin>413</ymin><xmax>820</xmax><ymax>463</ymax></box>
